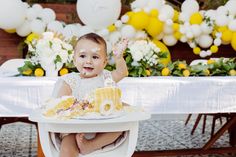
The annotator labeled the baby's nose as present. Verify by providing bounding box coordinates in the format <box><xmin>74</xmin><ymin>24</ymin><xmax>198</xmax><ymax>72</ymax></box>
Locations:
<box><xmin>86</xmin><ymin>57</ymin><xmax>92</xmax><ymax>64</ymax></box>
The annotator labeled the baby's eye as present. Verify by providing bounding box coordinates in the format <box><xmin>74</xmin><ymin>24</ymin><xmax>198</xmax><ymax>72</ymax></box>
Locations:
<box><xmin>93</xmin><ymin>56</ymin><xmax>99</xmax><ymax>59</ymax></box>
<box><xmin>79</xmin><ymin>54</ymin><xmax>86</xmax><ymax>58</ymax></box>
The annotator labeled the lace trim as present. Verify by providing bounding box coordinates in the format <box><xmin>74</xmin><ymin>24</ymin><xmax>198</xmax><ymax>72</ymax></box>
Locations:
<box><xmin>60</xmin><ymin>73</ymin><xmax>79</xmax><ymax>92</ymax></box>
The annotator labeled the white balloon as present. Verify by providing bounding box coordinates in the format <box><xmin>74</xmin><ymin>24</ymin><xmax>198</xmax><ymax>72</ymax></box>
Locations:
<box><xmin>16</xmin><ymin>20</ymin><xmax>31</xmax><ymax>37</ymax></box>
<box><xmin>163</xmin><ymin>25</ymin><xmax>174</xmax><ymax>34</ymax></box>
<box><xmin>179</xmin><ymin>12</ymin><xmax>190</xmax><ymax>22</ymax></box>
<box><xmin>166</xmin><ymin>19</ymin><xmax>173</xmax><ymax>26</ymax></box>
<box><xmin>62</xmin><ymin>25</ymin><xmax>77</xmax><ymax>39</ymax></box>
<box><xmin>228</xmin><ymin>20</ymin><xmax>236</xmax><ymax>31</ymax></box>
<box><xmin>105</xmin><ymin>40</ymin><xmax>112</xmax><ymax>56</ymax></box>
<box><xmin>181</xmin><ymin>0</ymin><xmax>199</xmax><ymax>14</ymax></box>
<box><xmin>215</xmin><ymin>15</ymin><xmax>229</xmax><ymax>26</ymax></box>
<box><xmin>200</xmin><ymin>50</ymin><xmax>208</xmax><ymax>58</ymax></box>
<box><xmin>121</xmin><ymin>25</ymin><xmax>136</xmax><ymax>39</ymax></box>
<box><xmin>159</xmin><ymin>5</ymin><xmax>174</xmax><ymax>20</ymax></box>
<box><xmin>147</xmin><ymin>0</ymin><xmax>165</xmax><ymax>10</ymax></box>
<box><xmin>96</xmin><ymin>29</ymin><xmax>109</xmax><ymax>37</ymax></box>
<box><xmin>131</xmin><ymin>0</ymin><xmax>147</xmax><ymax>9</ymax></box>
<box><xmin>135</xmin><ymin>31</ymin><xmax>148</xmax><ymax>39</ymax></box>
<box><xmin>47</xmin><ymin>21</ymin><xmax>64</xmax><ymax>33</ymax></box>
<box><xmin>76</xmin><ymin>0</ymin><xmax>121</xmax><ymax>29</ymax></box>
<box><xmin>200</xmin><ymin>22</ymin><xmax>213</xmax><ymax>34</ymax></box>
<box><xmin>114</xmin><ymin>20</ymin><xmax>123</xmax><ymax>28</ymax></box>
<box><xmin>0</xmin><ymin>0</ymin><xmax>26</xmax><ymax>29</ymax></box>
<box><xmin>204</xmin><ymin>10</ymin><xmax>216</xmax><ymax>20</ymax></box>
<box><xmin>226</xmin><ymin>0</ymin><xmax>236</xmax><ymax>16</ymax></box>
<box><xmin>163</xmin><ymin>35</ymin><xmax>177</xmax><ymax>46</ymax></box>
<box><xmin>39</xmin><ymin>8</ymin><xmax>56</xmax><ymax>24</ymax></box>
<box><xmin>191</xmin><ymin>24</ymin><xmax>202</xmax><ymax>37</ymax></box>
<box><xmin>156</xmin><ymin>32</ymin><xmax>164</xmax><ymax>40</ymax></box>
<box><xmin>121</xmin><ymin>15</ymin><xmax>129</xmax><ymax>23</ymax></box>
<box><xmin>30</xmin><ymin>19</ymin><xmax>46</xmax><ymax>35</ymax></box>
<box><xmin>198</xmin><ymin>34</ymin><xmax>213</xmax><ymax>48</ymax></box>
<box><xmin>109</xmin><ymin>31</ymin><xmax>122</xmax><ymax>44</ymax></box>
<box><xmin>180</xmin><ymin>36</ymin><xmax>188</xmax><ymax>43</ymax></box>
<box><xmin>26</xmin><ymin>8</ymin><xmax>38</xmax><ymax>21</ymax></box>
<box><xmin>32</xmin><ymin>4</ymin><xmax>43</xmax><ymax>13</ymax></box>
<box><xmin>217</xmin><ymin>6</ymin><xmax>228</xmax><ymax>16</ymax></box>
<box><xmin>77</xmin><ymin>26</ymin><xmax>95</xmax><ymax>38</ymax></box>
<box><xmin>186</xmin><ymin>31</ymin><xmax>193</xmax><ymax>39</ymax></box>
<box><xmin>214</xmin><ymin>38</ymin><xmax>222</xmax><ymax>46</ymax></box>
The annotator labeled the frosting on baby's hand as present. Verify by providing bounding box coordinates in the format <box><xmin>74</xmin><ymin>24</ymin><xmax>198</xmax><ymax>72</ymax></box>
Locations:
<box><xmin>112</xmin><ymin>38</ymin><xmax>128</xmax><ymax>57</ymax></box>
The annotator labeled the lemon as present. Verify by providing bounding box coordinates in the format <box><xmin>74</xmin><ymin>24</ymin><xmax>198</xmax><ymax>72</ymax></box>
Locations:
<box><xmin>161</xmin><ymin>67</ymin><xmax>170</xmax><ymax>76</ymax></box>
<box><xmin>178</xmin><ymin>63</ymin><xmax>186</xmax><ymax>69</ymax></box>
<box><xmin>207</xmin><ymin>59</ymin><xmax>215</xmax><ymax>64</ymax></box>
<box><xmin>34</xmin><ymin>68</ymin><xmax>44</xmax><ymax>77</ymax></box>
<box><xmin>204</xmin><ymin>69</ymin><xmax>210</xmax><ymax>76</ymax></box>
<box><xmin>59</xmin><ymin>68</ymin><xmax>69</xmax><ymax>76</ymax></box>
<box><xmin>183</xmin><ymin>69</ymin><xmax>190</xmax><ymax>77</ymax></box>
<box><xmin>22</xmin><ymin>69</ymin><xmax>32</xmax><ymax>75</ymax></box>
<box><xmin>229</xmin><ymin>69</ymin><xmax>236</xmax><ymax>76</ymax></box>
<box><xmin>145</xmin><ymin>69</ymin><xmax>151</xmax><ymax>76</ymax></box>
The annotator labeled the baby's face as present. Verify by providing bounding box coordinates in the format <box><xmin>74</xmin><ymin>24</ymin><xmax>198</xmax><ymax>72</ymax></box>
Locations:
<box><xmin>74</xmin><ymin>39</ymin><xmax>107</xmax><ymax>78</ymax></box>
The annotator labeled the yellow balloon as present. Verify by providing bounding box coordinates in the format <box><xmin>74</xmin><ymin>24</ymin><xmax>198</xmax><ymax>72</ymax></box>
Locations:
<box><xmin>146</xmin><ymin>17</ymin><xmax>163</xmax><ymax>37</ymax></box>
<box><xmin>4</xmin><ymin>29</ymin><xmax>16</xmax><ymax>33</ymax></box>
<box><xmin>190</xmin><ymin>12</ymin><xmax>203</xmax><ymax>25</ymax></box>
<box><xmin>221</xmin><ymin>30</ymin><xmax>233</xmax><ymax>43</ymax></box>
<box><xmin>149</xmin><ymin>9</ymin><xmax>159</xmax><ymax>17</ymax></box>
<box><xmin>107</xmin><ymin>24</ymin><xmax>116</xmax><ymax>32</ymax></box>
<box><xmin>129</xmin><ymin>11</ymin><xmax>150</xmax><ymax>30</ymax></box>
<box><xmin>173</xmin><ymin>10</ymin><xmax>179</xmax><ymax>22</ymax></box>
<box><xmin>152</xmin><ymin>39</ymin><xmax>171</xmax><ymax>65</ymax></box>
<box><xmin>217</xmin><ymin>26</ymin><xmax>228</xmax><ymax>33</ymax></box>
<box><xmin>231</xmin><ymin>33</ymin><xmax>236</xmax><ymax>51</ymax></box>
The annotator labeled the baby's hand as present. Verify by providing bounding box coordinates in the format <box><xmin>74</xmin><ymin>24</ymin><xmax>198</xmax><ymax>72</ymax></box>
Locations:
<box><xmin>112</xmin><ymin>38</ymin><xmax>128</xmax><ymax>57</ymax></box>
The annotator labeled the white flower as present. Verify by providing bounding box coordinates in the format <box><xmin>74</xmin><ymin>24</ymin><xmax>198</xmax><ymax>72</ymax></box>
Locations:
<box><xmin>127</xmin><ymin>40</ymin><xmax>161</xmax><ymax>66</ymax></box>
<box><xmin>26</xmin><ymin>31</ymin><xmax>75</xmax><ymax>71</ymax></box>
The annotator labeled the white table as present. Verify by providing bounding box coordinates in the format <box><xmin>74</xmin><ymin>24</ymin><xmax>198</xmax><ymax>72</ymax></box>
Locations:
<box><xmin>1</xmin><ymin>76</ymin><xmax>236</xmax><ymax>117</ymax></box>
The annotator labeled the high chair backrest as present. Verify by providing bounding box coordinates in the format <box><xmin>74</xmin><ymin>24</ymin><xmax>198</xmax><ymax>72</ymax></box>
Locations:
<box><xmin>0</xmin><ymin>59</ymin><xmax>26</xmax><ymax>76</ymax></box>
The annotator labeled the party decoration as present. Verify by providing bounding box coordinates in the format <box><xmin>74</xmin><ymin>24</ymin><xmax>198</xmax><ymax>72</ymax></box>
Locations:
<box><xmin>76</xmin><ymin>0</ymin><xmax>121</xmax><ymax>29</ymax></box>
<box><xmin>0</xmin><ymin>0</ymin><xmax>26</xmax><ymax>29</ymax></box>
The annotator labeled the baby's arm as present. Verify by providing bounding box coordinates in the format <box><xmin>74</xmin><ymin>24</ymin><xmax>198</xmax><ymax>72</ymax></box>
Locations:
<box><xmin>111</xmin><ymin>39</ymin><xmax>129</xmax><ymax>82</ymax></box>
<box><xmin>52</xmin><ymin>80</ymin><xmax>72</xmax><ymax>98</ymax></box>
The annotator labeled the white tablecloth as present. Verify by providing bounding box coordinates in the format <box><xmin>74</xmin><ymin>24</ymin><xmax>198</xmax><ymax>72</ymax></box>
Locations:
<box><xmin>1</xmin><ymin>76</ymin><xmax>236</xmax><ymax>116</ymax></box>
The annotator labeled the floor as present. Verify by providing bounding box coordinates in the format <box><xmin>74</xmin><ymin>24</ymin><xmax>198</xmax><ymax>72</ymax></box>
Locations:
<box><xmin>0</xmin><ymin>116</ymin><xmax>235</xmax><ymax>157</ymax></box>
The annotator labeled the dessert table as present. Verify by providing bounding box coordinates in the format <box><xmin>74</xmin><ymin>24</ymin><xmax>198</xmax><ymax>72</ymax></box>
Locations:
<box><xmin>1</xmin><ymin>76</ymin><xmax>236</xmax><ymax>156</ymax></box>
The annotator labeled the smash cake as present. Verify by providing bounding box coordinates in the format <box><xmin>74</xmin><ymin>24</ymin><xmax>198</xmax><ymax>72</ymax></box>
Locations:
<box><xmin>43</xmin><ymin>87</ymin><xmax>124</xmax><ymax>119</ymax></box>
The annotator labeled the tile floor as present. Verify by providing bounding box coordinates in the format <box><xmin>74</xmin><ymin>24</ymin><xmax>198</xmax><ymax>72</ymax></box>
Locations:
<box><xmin>0</xmin><ymin>117</ymin><xmax>235</xmax><ymax>157</ymax></box>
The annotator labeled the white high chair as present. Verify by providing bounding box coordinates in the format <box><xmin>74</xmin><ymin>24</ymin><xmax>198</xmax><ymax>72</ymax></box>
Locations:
<box><xmin>0</xmin><ymin>58</ymin><xmax>26</xmax><ymax>76</ymax></box>
<box><xmin>29</xmin><ymin>109</ymin><xmax>150</xmax><ymax>157</ymax></box>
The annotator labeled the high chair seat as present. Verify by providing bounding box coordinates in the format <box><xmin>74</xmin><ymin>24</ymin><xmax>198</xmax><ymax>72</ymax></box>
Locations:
<box><xmin>29</xmin><ymin>109</ymin><xmax>150</xmax><ymax>157</ymax></box>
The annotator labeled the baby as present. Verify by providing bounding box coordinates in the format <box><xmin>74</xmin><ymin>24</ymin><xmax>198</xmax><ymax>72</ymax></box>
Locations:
<box><xmin>55</xmin><ymin>33</ymin><xmax>128</xmax><ymax>157</ymax></box>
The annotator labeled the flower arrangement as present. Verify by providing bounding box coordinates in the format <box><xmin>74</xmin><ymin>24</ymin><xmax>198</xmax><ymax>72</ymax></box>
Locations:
<box><xmin>106</xmin><ymin>39</ymin><xmax>168</xmax><ymax>77</ymax></box>
<box><xmin>18</xmin><ymin>32</ymin><xmax>76</xmax><ymax>76</ymax></box>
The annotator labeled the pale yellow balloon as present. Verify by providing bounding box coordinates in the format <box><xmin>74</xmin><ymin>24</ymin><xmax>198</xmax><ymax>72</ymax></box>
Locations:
<box><xmin>152</xmin><ymin>39</ymin><xmax>171</xmax><ymax>65</ymax></box>
<box><xmin>4</xmin><ymin>29</ymin><xmax>16</xmax><ymax>33</ymax></box>
<box><xmin>231</xmin><ymin>33</ymin><xmax>236</xmax><ymax>51</ymax></box>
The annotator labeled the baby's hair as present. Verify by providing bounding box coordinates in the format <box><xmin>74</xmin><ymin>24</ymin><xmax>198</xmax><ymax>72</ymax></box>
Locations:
<box><xmin>75</xmin><ymin>33</ymin><xmax>107</xmax><ymax>53</ymax></box>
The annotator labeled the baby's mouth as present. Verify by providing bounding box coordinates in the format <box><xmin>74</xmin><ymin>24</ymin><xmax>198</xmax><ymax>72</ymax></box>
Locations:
<box><xmin>83</xmin><ymin>67</ymin><xmax>94</xmax><ymax>72</ymax></box>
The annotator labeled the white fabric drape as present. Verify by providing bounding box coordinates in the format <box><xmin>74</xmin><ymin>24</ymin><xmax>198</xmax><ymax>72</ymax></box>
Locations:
<box><xmin>1</xmin><ymin>76</ymin><xmax>236</xmax><ymax>116</ymax></box>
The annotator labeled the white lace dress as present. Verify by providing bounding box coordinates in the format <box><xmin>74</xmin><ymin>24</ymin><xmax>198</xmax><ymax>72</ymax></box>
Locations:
<box><xmin>50</xmin><ymin>70</ymin><xmax>127</xmax><ymax>154</ymax></box>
